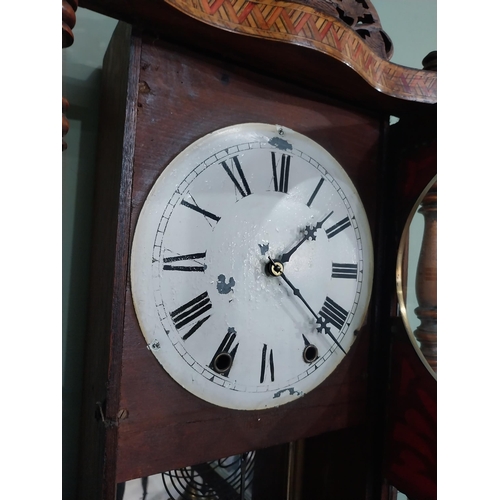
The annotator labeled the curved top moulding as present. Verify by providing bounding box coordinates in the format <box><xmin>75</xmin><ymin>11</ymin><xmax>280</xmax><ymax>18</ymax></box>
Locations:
<box><xmin>79</xmin><ymin>0</ymin><xmax>437</xmax><ymax>106</ymax></box>
<box><xmin>164</xmin><ymin>0</ymin><xmax>436</xmax><ymax>104</ymax></box>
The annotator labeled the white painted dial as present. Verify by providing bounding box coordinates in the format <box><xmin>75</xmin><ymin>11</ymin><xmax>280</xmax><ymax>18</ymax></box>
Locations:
<box><xmin>131</xmin><ymin>123</ymin><xmax>373</xmax><ymax>410</ymax></box>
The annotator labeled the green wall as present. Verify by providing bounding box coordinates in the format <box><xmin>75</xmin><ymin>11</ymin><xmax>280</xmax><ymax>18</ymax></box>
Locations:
<box><xmin>62</xmin><ymin>3</ymin><xmax>436</xmax><ymax>498</ymax></box>
<box><xmin>62</xmin><ymin>10</ymin><xmax>118</xmax><ymax>498</ymax></box>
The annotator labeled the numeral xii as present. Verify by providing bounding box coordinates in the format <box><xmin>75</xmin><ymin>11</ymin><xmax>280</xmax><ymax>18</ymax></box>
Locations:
<box><xmin>271</xmin><ymin>152</ymin><xmax>291</xmax><ymax>193</ymax></box>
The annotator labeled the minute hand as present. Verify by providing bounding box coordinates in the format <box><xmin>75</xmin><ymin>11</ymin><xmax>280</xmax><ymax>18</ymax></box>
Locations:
<box><xmin>280</xmin><ymin>211</ymin><xmax>333</xmax><ymax>264</ymax></box>
<box><xmin>272</xmin><ymin>261</ymin><xmax>346</xmax><ymax>355</ymax></box>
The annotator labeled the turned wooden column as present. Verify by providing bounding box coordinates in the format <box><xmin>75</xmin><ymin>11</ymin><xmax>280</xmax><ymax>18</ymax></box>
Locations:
<box><xmin>411</xmin><ymin>52</ymin><xmax>437</xmax><ymax>374</ymax></box>
<box><xmin>413</xmin><ymin>182</ymin><xmax>437</xmax><ymax>372</ymax></box>
<box><xmin>62</xmin><ymin>0</ymin><xmax>78</xmax><ymax>151</ymax></box>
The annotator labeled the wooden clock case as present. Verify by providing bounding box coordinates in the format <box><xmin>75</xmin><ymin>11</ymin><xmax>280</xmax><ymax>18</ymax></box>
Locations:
<box><xmin>70</xmin><ymin>2</ymin><xmax>437</xmax><ymax>499</ymax></box>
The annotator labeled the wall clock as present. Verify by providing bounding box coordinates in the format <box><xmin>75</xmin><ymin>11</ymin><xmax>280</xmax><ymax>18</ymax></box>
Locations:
<box><xmin>67</xmin><ymin>1</ymin><xmax>437</xmax><ymax>498</ymax></box>
<box><xmin>130</xmin><ymin>122</ymin><xmax>373</xmax><ymax>411</ymax></box>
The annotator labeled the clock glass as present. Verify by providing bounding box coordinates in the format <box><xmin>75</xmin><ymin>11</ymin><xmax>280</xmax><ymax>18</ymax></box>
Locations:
<box><xmin>131</xmin><ymin>123</ymin><xmax>373</xmax><ymax>410</ymax></box>
<box><xmin>396</xmin><ymin>176</ymin><xmax>437</xmax><ymax>377</ymax></box>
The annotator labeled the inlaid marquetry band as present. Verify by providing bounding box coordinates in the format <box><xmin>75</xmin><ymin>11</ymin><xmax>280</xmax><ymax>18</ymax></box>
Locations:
<box><xmin>163</xmin><ymin>0</ymin><xmax>437</xmax><ymax>103</ymax></box>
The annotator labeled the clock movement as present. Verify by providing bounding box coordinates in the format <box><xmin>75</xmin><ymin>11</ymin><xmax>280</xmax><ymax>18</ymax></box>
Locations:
<box><xmin>63</xmin><ymin>1</ymin><xmax>437</xmax><ymax>498</ymax></box>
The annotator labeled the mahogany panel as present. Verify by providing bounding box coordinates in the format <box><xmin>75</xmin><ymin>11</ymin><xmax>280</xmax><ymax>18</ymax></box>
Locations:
<box><xmin>118</xmin><ymin>314</ymin><xmax>370</xmax><ymax>481</ymax></box>
<box><xmin>393</xmin><ymin>142</ymin><xmax>437</xmax><ymax>230</ymax></box>
<box><xmin>300</xmin><ymin>426</ymin><xmax>371</xmax><ymax>500</ymax></box>
<box><xmin>385</xmin><ymin>320</ymin><xmax>437</xmax><ymax>500</ymax></box>
<box><xmin>114</xmin><ymin>33</ymin><xmax>384</xmax><ymax>482</ymax></box>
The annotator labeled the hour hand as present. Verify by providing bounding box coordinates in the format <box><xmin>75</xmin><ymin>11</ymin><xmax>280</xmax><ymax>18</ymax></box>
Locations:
<box><xmin>279</xmin><ymin>211</ymin><xmax>333</xmax><ymax>264</ymax></box>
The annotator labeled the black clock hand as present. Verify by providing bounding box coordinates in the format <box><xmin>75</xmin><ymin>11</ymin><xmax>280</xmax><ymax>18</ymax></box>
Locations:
<box><xmin>268</xmin><ymin>257</ymin><xmax>346</xmax><ymax>354</ymax></box>
<box><xmin>280</xmin><ymin>210</ymin><xmax>333</xmax><ymax>264</ymax></box>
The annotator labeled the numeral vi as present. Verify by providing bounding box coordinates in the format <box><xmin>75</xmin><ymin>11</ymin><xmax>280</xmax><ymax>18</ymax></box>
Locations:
<box><xmin>260</xmin><ymin>344</ymin><xmax>275</xmax><ymax>383</ymax></box>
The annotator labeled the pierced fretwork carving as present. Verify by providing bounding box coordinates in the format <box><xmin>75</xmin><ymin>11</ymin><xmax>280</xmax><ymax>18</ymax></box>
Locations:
<box><xmin>300</xmin><ymin>0</ymin><xmax>393</xmax><ymax>58</ymax></box>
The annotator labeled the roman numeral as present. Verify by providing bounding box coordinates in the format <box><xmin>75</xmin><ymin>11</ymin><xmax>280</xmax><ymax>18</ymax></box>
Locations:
<box><xmin>180</xmin><ymin>198</ymin><xmax>220</xmax><ymax>224</ymax></box>
<box><xmin>319</xmin><ymin>296</ymin><xmax>349</xmax><ymax>331</ymax></box>
<box><xmin>209</xmin><ymin>328</ymin><xmax>239</xmax><ymax>376</ymax></box>
<box><xmin>163</xmin><ymin>252</ymin><xmax>207</xmax><ymax>272</ymax></box>
<box><xmin>170</xmin><ymin>291</ymin><xmax>212</xmax><ymax>340</ymax></box>
<box><xmin>221</xmin><ymin>156</ymin><xmax>251</xmax><ymax>198</ymax></box>
<box><xmin>325</xmin><ymin>216</ymin><xmax>351</xmax><ymax>239</ymax></box>
<box><xmin>260</xmin><ymin>344</ymin><xmax>275</xmax><ymax>383</ymax></box>
<box><xmin>331</xmin><ymin>262</ymin><xmax>357</xmax><ymax>279</ymax></box>
<box><xmin>306</xmin><ymin>177</ymin><xmax>325</xmax><ymax>207</ymax></box>
<box><xmin>271</xmin><ymin>152</ymin><xmax>291</xmax><ymax>193</ymax></box>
